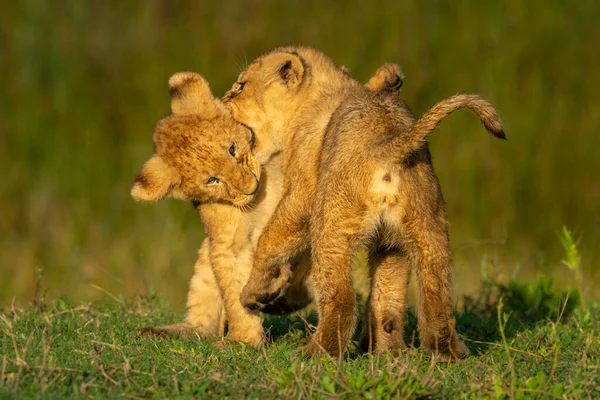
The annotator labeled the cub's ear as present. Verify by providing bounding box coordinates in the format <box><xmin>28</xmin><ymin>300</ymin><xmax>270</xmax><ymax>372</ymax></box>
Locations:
<box><xmin>264</xmin><ymin>53</ymin><xmax>305</xmax><ymax>89</ymax></box>
<box><xmin>131</xmin><ymin>155</ymin><xmax>179</xmax><ymax>202</ymax></box>
<box><xmin>168</xmin><ymin>72</ymin><xmax>221</xmax><ymax>118</ymax></box>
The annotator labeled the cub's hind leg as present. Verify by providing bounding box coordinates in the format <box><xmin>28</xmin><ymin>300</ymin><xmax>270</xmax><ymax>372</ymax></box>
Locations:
<box><xmin>136</xmin><ymin>239</ymin><xmax>225</xmax><ymax>338</ymax></box>
<box><xmin>304</xmin><ymin>194</ymin><xmax>368</xmax><ymax>358</ymax></box>
<box><xmin>406</xmin><ymin>214</ymin><xmax>469</xmax><ymax>361</ymax></box>
<box><xmin>359</xmin><ymin>245</ymin><xmax>411</xmax><ymax>354</ymax></box>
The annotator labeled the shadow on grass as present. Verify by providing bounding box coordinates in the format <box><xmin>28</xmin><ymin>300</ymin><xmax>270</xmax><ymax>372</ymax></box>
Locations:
<box><xmin>263</xmin><ymin>276</ymin><xmax>580</xmax><ymax>356</ymax></box>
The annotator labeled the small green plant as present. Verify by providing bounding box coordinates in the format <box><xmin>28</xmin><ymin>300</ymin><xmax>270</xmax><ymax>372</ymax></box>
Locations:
<box><xmin>560</xmin><ymin>226</ymin><xmax>581</xmax><ymax>273</ymax></box>
<box><xmin>560</xmin><ymin>226</ymin><xmax>583</xmax><ymax>293</ymax></box>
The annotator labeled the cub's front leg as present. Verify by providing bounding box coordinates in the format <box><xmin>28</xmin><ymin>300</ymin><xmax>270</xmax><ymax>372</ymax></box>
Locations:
<box><xmin>201</xmin><ymin>203</ymin><xmax>264</xmax><ymax>345</ymax></box>
<box><xmin>209</xmin><ymin>242</ymin><xmax>264</xmax><ymax>344</ymax></box>
<box><xmin>240</xmin><ymin>193</ymin><xmax>310</xmax><ymax>312</ymax></box>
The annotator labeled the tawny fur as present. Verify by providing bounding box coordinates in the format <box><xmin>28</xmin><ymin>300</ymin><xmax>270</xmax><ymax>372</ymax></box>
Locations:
<box><xmin>224</xmin><ymin>46</ymin><xmax>505</xmax><ymax>360</ymax></box>
<box><xmin>132</xmin><ymin>66</ymin><xmax>404</xmax><ymax>344</ymax></box>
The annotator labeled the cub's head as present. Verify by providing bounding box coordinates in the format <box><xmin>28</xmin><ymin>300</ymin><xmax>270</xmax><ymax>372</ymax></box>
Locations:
<box><xmin>131</xmin><ymin>72</ymin><xmax>260</xmax><ymax>207</ymax></box>
<box><xmin>222</xmin><ymin>49</ymin><xmax>309</xmax><ymax>143</ymax></box>
<box><xmin>223</xmin><ymin>45</ymin><xmax>404</xmax><ymax>160</ymax></box>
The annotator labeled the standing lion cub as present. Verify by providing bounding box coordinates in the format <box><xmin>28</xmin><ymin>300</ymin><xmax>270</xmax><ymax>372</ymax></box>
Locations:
<box><xmin>223</xmin><ymin>46</ymin><xmax>506</xmax><ymax>360</ymax></box>
<box><xmin>131</xmin><ymin>64</ymin><xmax>405</xmax><ymax>344</ymax></box>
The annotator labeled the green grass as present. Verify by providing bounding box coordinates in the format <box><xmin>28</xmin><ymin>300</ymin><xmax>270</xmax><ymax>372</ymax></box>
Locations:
<box><xmin>1</xmin><ymin>278</ymin><xmax>598</xmax><ymax>398</ymax></box>
<box><xmin>1</xmin><ymin>0</ymin><xmax>599</xmax><ymax>308</ymax></box>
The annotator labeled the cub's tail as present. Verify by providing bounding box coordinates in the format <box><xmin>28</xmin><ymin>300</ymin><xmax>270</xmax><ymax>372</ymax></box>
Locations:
<box><xmin>400</xmin><ymin>94</ymin><xmax>505</xmax><ymax>155</ymax></box>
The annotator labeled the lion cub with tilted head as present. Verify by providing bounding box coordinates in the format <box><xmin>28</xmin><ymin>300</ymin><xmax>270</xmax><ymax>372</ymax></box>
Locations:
<box><xmin>131</xmin><ymin>65</ymin><xmax>405</xmax><ymax>344</ymax></box>
<box><xmin>223</xmin><ymin>46</ymin><xmax>506</xmax><ymax>360</ymax></box>
<box><xmin>132</xmin><ymin>72</ymin><xmax>292</xmax><ymax>344</ymax></box>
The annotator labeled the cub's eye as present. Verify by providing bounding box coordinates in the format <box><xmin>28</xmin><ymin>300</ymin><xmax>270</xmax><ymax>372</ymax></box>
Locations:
<box><xmin>229</xmin><ymin>142</ymin><xmax>237</xmax><ymax>157</ymax></box>
<box><xmin>226</xmin><ymin>82</ymin><xmax>246</xmax><ymax>101</ymax></box>
<box><xmin>206</xmin><ymin>177</ymin><xmax>220</xmax><ymax>185</ymax></box>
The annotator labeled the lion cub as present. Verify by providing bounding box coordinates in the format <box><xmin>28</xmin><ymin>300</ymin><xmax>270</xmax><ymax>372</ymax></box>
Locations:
<box><xmin>131</xmin><ymin>72</ymin><xmax>293</xmax><ymax>344</ymax></box>
<box><xmin>224</xmin><ymin>46</ymin><xmax>506</xmax><ymax>360</ymax></box>
<box><xmin>132</xmin><ymin>65</ymin><xmax>404</xmax><ymax>344</ymax></box>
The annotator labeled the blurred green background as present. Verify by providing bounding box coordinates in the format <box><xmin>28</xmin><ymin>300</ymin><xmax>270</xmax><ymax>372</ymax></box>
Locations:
<box><xmin>1</xmin><ymin>0</ymin><xmax>598</xmax><ymax>309</ymax></box>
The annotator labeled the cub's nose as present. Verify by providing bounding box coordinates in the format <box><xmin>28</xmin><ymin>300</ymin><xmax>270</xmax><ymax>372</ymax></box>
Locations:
<box><xmin>248</xmin><ymin>177</ymin><xmax>259</xmax><ymax>196</ymax></box>
<box><xmin>238</xmin><ymin>176</ymin><xmax>259</xmax><ymax>197</ymax></box>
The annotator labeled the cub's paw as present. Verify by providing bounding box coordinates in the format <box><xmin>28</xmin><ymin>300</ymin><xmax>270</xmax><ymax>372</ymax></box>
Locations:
<box><xmin>423</xmin><ymin>338</ymin><xmax>470</xmax><ymax>362</ymax></box>
<box><xmin>240</xmin><ymin>265</ymin><xmax>292</xmax><ymax>312</ymax></box>
<box><xmin>368</xmin><ymin>63</ymin><xmax>404</xmax><ymax>92</ymax></box>
<box><xmin>226</xmin><ymin>330</ymin><xmax>264</xmax><ymax>346</ymax></box>
<box><xmin>440</xmin><ymin>339</ymin><xmax>470</xmax><ymax>361</ymax></box>
<box><xmin>301</xmin><ymin>338</ymin><xmax>332</xmax><ymax>359</ymax></box>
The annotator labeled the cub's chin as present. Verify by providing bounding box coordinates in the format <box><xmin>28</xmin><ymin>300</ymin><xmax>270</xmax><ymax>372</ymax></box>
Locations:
<box><xmin>232</xmin><ymin>194</ymin><xmax>255</xmax><ymax>208</ymax></box>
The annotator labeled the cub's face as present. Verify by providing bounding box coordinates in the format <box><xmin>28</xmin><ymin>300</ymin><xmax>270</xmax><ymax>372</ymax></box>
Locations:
<box><xmin>150</xmin><ymin>113</ymin><xmax>259</xmax><ymax>206</ymax></box>
<box><xmin>131</xmin><ymin>72</ymin><xmax>260</xmax><ymax>207</ymax></box>
<box><xmin>223</xmin><ymin>51</ymin><xmax>308</xmax><ymax>146</ymax></box>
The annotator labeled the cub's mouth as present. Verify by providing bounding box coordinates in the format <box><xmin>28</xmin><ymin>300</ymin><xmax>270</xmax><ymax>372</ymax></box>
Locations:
<box><xmin>231</xmin><ymin>172</ymin><xmax>260</xmax><ymax>208</ymax></box>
